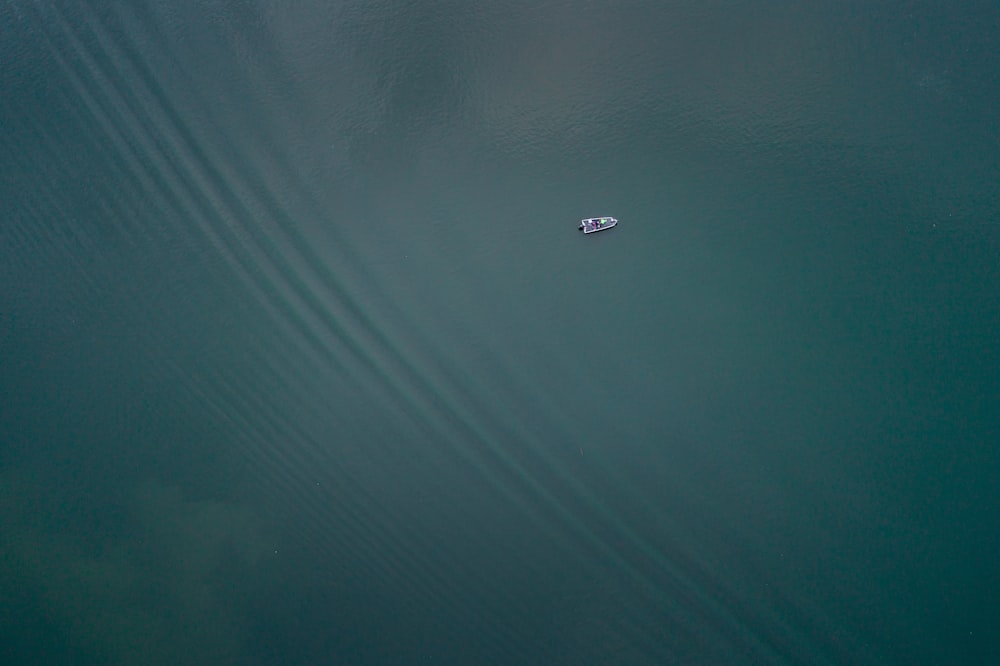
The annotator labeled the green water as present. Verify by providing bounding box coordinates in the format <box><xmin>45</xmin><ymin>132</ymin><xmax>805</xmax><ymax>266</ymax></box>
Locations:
<box><xmin>2</xmin><ymin>2</ymin><xmax>998</xmax><ymax>664</ymax></box>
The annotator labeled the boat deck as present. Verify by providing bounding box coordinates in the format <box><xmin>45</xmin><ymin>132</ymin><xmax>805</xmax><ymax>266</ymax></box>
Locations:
<box><xmin>579</xmin><ymin>217</ymin><xmax>618</xmax><ymax>234</ymax></box>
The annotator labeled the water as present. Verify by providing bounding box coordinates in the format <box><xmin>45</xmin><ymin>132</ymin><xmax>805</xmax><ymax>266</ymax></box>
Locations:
<box><xmin>2</xmin><ymin>1</ymin><xmax>998</xmax><ymax>664</ymax></box>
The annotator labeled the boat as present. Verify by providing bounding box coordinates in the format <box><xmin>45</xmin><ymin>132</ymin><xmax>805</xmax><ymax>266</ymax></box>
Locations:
<box><xmin>579</xmin><ymin>216</ymin><xmax>618</xmax><ymax>234</ymax></box>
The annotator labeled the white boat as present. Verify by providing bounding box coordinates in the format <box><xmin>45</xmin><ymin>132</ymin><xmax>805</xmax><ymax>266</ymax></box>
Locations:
<box><xmin>579</xmin><ymin>216</ymin><xmax>618</xmax><ymax>234</ymax></box>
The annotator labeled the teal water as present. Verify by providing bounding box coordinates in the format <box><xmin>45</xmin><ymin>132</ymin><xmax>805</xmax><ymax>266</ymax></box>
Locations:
<box><xmin>2</xmin><ymin>2</ymin><xmax>998</xmax><ymax>664</ymax></box>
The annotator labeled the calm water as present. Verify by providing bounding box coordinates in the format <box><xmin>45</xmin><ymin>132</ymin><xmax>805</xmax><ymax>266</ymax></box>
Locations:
<box><xmin>2</xmin><ymin>2</ymin><xmax>998</xmax><ymax>664</ymax></box>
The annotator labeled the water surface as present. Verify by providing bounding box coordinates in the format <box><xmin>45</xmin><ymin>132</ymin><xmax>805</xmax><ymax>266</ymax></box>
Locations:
<box><xmin>2</xmin><ymin>2</ymin><xmax>998</xmax><ymax>664</ymax></box>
